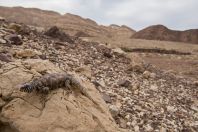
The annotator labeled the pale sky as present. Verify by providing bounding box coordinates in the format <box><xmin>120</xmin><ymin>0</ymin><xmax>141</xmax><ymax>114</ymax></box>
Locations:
<box><xmin>0</xmin><ymin>0</ymin><xmax>197</xmax><ymax>30</ymax></box>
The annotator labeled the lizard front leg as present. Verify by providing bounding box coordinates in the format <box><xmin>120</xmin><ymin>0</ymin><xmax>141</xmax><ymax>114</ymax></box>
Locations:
<box><xmin>41</xmin><ymin>87</ymin><xmax>50</xmax><ymax>94</ymax></box>
<box><xmin>64</xmin><ymin>79</ymin><xmax>73</xmax><ymax>94</ymax></box>
<box><xmin>36</xmin><ymin>86</ymin><xmax>50</xmax><ymax>94</ymax></box>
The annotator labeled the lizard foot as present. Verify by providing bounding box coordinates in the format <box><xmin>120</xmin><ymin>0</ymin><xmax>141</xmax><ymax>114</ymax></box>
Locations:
<box><xmin>41</xmin><ymin>87</ymin><xmax>49</xmax><ymax>94</ymax></box>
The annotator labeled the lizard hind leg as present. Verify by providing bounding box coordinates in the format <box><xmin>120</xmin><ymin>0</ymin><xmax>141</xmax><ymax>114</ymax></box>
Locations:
<box><xmin>65</xmin><ymin>79</ymin><xmax>71</xmax><ymax>90</ymax></box>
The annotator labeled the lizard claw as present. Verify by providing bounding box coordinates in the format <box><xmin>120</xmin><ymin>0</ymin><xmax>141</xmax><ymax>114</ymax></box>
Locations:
<box><xmin>41</xmin><ymin>87</ymin><xmax>49</xmax><ymax>94</ymax></box>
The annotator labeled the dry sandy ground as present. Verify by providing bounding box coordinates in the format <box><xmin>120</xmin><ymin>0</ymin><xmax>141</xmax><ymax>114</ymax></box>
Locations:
<box><xmin>118</xmin><ymin>39</ymin><xmax>198</xmax><ymax>80</ymax></box>
<box><xmin>83</xmin><ymin>37</ymin><xmax>198</xmax><ymax>80</ymax></box>
<box><xmin>125</xmin><ymin>39</ymin><xmax>198</xmax><ymax>80</ymax></box>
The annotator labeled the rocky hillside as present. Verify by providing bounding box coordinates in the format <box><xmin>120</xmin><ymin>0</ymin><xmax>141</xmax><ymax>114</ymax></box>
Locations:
<box><xmin>0</xmin><ymin>18</ymin><xmax>197</xmax><ymax>132</ymax></box>
<box><xmin>0</xmin><ymin>6</ymin><xmax>135</xmax><ymax>39</ymax></box>
<box><xmin>0</xmin><ymin>19</ymin><xmax>123</xmax><ymax>132</ymax></box>
<box><xmin>131</xmin><ymin>25</ymin><xmax>198</xmax><ymax>44</ymax></box>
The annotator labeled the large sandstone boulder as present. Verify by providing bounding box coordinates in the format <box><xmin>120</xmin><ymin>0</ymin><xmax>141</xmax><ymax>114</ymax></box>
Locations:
<box><xmin>0</xmin><ymin>59</ymin><xmax>122</xmax><ymax>132</ymax></box>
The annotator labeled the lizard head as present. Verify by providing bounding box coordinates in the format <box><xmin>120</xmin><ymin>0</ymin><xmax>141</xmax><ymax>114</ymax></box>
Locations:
<box><xmin>20</xmin><ymin>83</ymin><xmax>33</xmax><ymax>93</ymax></box>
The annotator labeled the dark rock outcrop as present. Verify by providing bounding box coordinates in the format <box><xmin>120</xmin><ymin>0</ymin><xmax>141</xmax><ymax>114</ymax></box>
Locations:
<box><xmin>4</xmin><ymin>34</ymin><xmax>23</xmax><ymax>45</ymax></box>
<box><xmin>0</xmin><ymin>53</ymin><xmax>12</xmax><ymax>62</ymax></box>
<box><xmin>44</xmin><ymin>26</ymin><xmax>74</xmax><ymax>43</ymax></box>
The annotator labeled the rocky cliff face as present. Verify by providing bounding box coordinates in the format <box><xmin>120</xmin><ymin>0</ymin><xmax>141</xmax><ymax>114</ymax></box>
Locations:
<box><xmin>131</xmin><ymin>25</ymin><xmax>198</xmax><ymax>44</ymax></box>
<box><xmin>0</xmin><ymin>17</ymin><xmax>197</xmax><ymax>132</ymax></box>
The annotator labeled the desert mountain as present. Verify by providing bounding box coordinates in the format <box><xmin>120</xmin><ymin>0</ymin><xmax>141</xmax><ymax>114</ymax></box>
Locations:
<box><xmin>2</xmin><ymin>6</ymin><xmax>198</xmax><ymax>45</ymax></box>
<box><xmin>0</xmin><ymin>6</ymin><xmax>135</xmax><ymax>39</ymax></box>
<box><xmin>131</xmin><ymin>25</ymin><xmax>198</xmax><ymax>44</ymax></box>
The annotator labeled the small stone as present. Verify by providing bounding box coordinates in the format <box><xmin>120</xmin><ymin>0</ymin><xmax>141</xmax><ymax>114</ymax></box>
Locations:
<box><xmin>83</xmin><ymin>59</ymin><xmax>92</xmax><ymax>65</ymax></box>
<box><xmin>160</xmin><ymin>127</ymin><xmax>167</xmax><ymax>132</ymax></box>
<box><xmin>143</xmin><ymin>71</ymin><xmax>151</xmax><ymax>79</ymax></box>
<box><xmin>0</xmin><ymin>16</ymin><xmax>5</xmax><ymax>21</ymax></box>
<box><xmin>101</xmin><ymin>93</ymin><xmax>112</xmax><ymax>103</ymax></box>
<box><xmin>5</xmin><ymin>34</ymin><xmax>23</xmax><ymax>45</ymax></box>
<box><xmin>134</xmin><ymin>125</ymin><xmax>140</xmax><ymax>132</ymax></box>
<box><xmin>138</xmin><ymin>112</ymin><xmax>144</xmax><ymax>117</ymax></box>
<box><xmin>118</xmin><ymin>79</ymin><xmax>131</xmax><ymax>88</ymax></box>
<box><xmin>150</xmin><ymin>84</ymin><xmax>158</xmax><ymax>91</ymax></box>
<box><xmin>144</xmin><ymin>124</ymin><xmax>153</xmax><ymax>131</ymax></box>
<box><xmin>8</xmin><ymin>23</ymin><xmax>22</xmax><ymax>32</ymax></box>
<box><xmin>15</xmin><ymin>49</ymin><xmax>37</xmax><ymax>58</ymax></box>
<box><xmin>131</xmin><ymin>120</ymin><xmax>137</xmax><ymax>126</ymax></box>
<box><xmin>119</xmin><ymin>118</ymin><xmax>127</xmax><ymax>129</ymax></box>
<box><xmin>167</xmin><ymin>106</ymin><xmax>177</xmax><ymax>113</ymax></box>
<box><xmin>122</xmin><ymin>97</ymin><xmax>130</xmax><ymax>102</ymax></box>
<box><xmin>127</xmin><ymin>63</ymin><xmax>144</xmax><ymax>73</ymax></box>
<box><xmin>98</xmin><ymin>80</ymin><xmax>106</xmax><ymax>88</ymax></box>
<box><xmin>115</xmin><ymin>101</ymin><xmax>122</xmax><ymax>109</ymax></box>
<box><xmin>39</xmin><ymin>54</ymin><xmax>47</xmax><ymax>60</ymax></box>
<box><xmin>106</xmin><ymin>91</ymin><xmax>117</xmax><ymax>97</ymax></box>
<box><xmin>191</xmin><ymin>105</ymin><xmax>198</xmax><ymax>112</ymax></box>
<box><xmin>112</xmin><ymin>48</ymin><xmax>125</xmax><ymax>54</ymax></box>
<box><xmin>0</xmin><ymin>38</ymin><xmax>6</xmax><ymax>44</ymax></box>
<box><xmin>92</xmin><ymin>80</ymin><xmax>106</xmax><ymax>88</ymax></box>
<box><xmin>126</xmin><ymin>122</ymin><xmax>131</xmax><ymax>127</ymax></box>
<box><xmin>189</xmin><ymin>121</ymin><xmax>198</xmax><ymax>127</ymax></box>
<box><xmin>134</xmin><ymin>90</ymin><xmax>139</xmax><ymax>95</ymax></box>
<box><xmin>109</xmin><ymin>105</ymin><xmax>119</xmax><ymax>117</ymax></box>
<box><xmin>0</xmin><ymin>53</ymin><xmax>12</xmax><ymax>62</ymax></box>
<box><xmin>53</xmin><ymin>42</ymin><xmax>65</xmax><ymax>50</ymax></box>
<box><xmin>132</xmin><ymin>82</ymin><xmax>140</xmax><ymax>90</ymax></box>
<box><xmin>193</xmin><ymin>81</ymin><xmax>198</xmax><ymax>86</ymax></box>
<box><xmin>150</xmin><ymin>73</ymin><xmax>156</xmax><ymax>78</ymax></box>
<box><xmin>18</xmin><ymin>25</ymin><xmax>32</xmax><ymax>35</ymax></box>
<box><xmin>125</xmin><ymin>114</ymin><xmax>130</xmax><ymax>121</ymax></box>
<box><xmin>103</xmin><ymin>51</ymin><xmax>112</xmax><ymax>58</ymax></box>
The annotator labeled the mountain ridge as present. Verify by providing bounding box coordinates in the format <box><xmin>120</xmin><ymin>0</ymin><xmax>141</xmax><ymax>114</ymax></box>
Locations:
<box><xmin>0</xmin><ymin>6</ymin><xmax>197</xmax><ymax>44</ymax></box>
<box><xmin>0</xmin><ymin>6</ymin><xmax>135</xmax><ymax>39</ymax></box>
<box><xmin>131</xmin><ymin>24</ymin><xmax>198</xmax><ymax>44</ymax></box>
